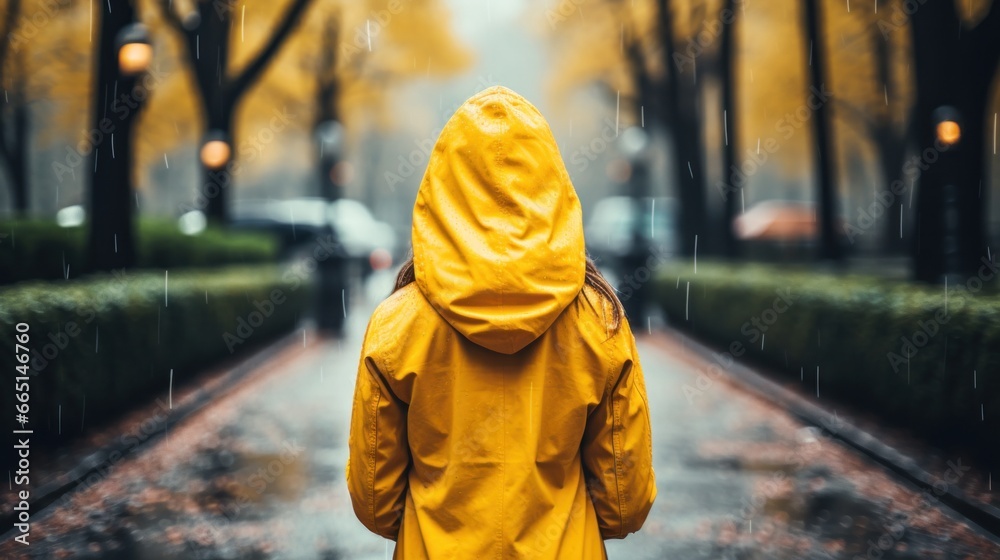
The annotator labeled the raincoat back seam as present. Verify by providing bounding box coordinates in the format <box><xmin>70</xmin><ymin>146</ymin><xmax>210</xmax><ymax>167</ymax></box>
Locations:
<box><xmin>369</xmin><ymin>377</ymin><xmax>381</xmax><ymax>536</ymax></box>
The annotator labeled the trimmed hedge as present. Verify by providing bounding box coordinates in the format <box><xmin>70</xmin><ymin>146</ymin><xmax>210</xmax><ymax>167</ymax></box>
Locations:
<box><xmin>0</xmin><ymin>265</ymin><xmax>311</xmax><ymax>447</ymax></box>
<box><xmin>0</xmin><ymin>219</ymin><xmax>279</xmax><ymax>284</ymax></box>
<box><xmin>654</xmin><ymin>261</ymin><xmax>1000</xmax><ymax>465</ymax></box>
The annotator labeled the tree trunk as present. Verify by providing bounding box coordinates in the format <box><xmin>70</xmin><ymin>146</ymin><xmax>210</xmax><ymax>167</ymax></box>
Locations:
<box><xmin>659</xmin><ymin>0</ymin><xmax>708</xmax><ymax>258</ymax></box>
<box><xmin>195</xmin><ymin>2</ymin><xmax>234</xmax><ymax>223</ymax></box>
<box><xmin>0</xmin><ymin>0</ymin><xmax>28</xmax><ymax>216</ymax></box>
<box><xmin>868</xmin><ymin>27</ymin><xmax>910</xmax><ymax>255</ymax></box>
<box><xmin>910</xmin><ymin>0</ymin><xmax>999</xmax><ymax>282</ymax></box>
<box><xmin>162</xmin><ymin>0</ymin><xmax>313</xmax><ymax>223</ymax></box>
<box><xmin>4</xmin><ymin>103</ymin><xmax>29</xmax><ymax>216</ymax></box>
<box><xmin>719</xmin><ymin>0</ymin><xmax>739</xmax><ymax>258</ymax></box>
<box><xmin>802</xmin><ymin>0</ymin><xmax>842</xmax><ymax>261</ymax></box>
<box><xmin>87</xmin><ymin>0</ymin><xmax>139</xmax><ymax>272</ymax></box>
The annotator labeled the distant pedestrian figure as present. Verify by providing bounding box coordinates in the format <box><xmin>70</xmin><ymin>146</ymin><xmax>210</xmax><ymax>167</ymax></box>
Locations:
<box><xmin>347</xmin><ymin>86</ymin><xmax>656</xmax><ymax>559</ymax></box>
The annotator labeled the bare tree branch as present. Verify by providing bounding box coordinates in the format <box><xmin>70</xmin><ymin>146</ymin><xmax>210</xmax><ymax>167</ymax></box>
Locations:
<box><xmin>157</xmin><ymin>0</ymin><xmax>190</xmax><ymax>39</ymax></box>
<box><xmin>228</xmin><ymin>0</ymin><xmax>314</xmax><ymax>104</ymax></box>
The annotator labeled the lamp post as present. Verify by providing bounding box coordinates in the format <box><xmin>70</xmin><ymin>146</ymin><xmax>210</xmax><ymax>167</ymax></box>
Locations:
<box><xmin>87</xmin><ymin>9</ymin><xmax>149</xmax><ymax>272</ymax></box>
<box><xmin>200</xmin><ymin>130</ymin><xmax>232</xmax><ymax>171</ymax></box>
<box><xmin>116</xmin><ymin>23</ymin><xmax>152</xmax><ymax>76</ymax></box>
<box><xmin>619</xmin><ymin>126</ymin><xmax>651</xmax><ymax>323</ymax></box>
<box><xmin>934</xmin><ymin>106</ymin><xmax>962</xmax><ymax>284</ymax></box>
<box><xmin>314</xmin><ymin>119</ymin><xmax>348</xmax><ymax>337</ymax></box>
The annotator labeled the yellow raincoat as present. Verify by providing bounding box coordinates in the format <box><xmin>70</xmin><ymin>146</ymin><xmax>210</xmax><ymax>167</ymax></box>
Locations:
<box><xmin>347</xmin><ymin>86</ymin><xmax>656</xmax><ymax>559</ymax></box>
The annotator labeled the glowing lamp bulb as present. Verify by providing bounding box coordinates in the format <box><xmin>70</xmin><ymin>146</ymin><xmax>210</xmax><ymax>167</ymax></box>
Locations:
<box><xmin>200</xmin><ymin>140</ymin><xmax>231</xmax><ymax>170</ymax></box>
<box><xmin>936</xmin><ymin>120</ymin><xmax>961</xmax><ymax>147</ymax></box>
<box><xmin>119</xmin><ymin>43</ymin><xmax>153</xmax><ymax>76</ymax></box>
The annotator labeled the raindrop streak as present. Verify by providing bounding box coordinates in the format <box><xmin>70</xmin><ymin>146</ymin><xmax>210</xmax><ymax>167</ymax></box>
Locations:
<box><xmin>816</xmin><ymin>367</ymin><xmax>820</xmax><ymax>398</ymax></box>
<box><xmin>687</xmin><ymin>161</ymin><xmax>694</xmax><ymax>178</ymax></box>
<box><xmin>800</xmin><ymin>367</ymin><xmax>804</xmax><ymax>381</ymax></box>
<box><xmin>685</xmin><ymin>281</ymin><xmax>690</xmax><ymax>321</ymax></box>
<box><xmin>169</xmin><ymin>369</ymin><xmax>174</xmax><ymax>409</ymax></box>
<box><xmin>165</xmin><ymin>271</ymin><xmax>169</xmax><ymax>307</ymax></box>
<box><xmin>58</xmin><ymin>405</ymin><xmax>62</xmax><ymax>435</ymax></box>
<box><xmin>114</xmin><ymin>234</ymin><xmax>118</xmax><ymax>253</ymax></box>
<box><xmin>899</xmin><ymin>206</ymin><xmax>903</xmax><ymax>238</ymax></box>
<box><xmin>723</xmin><ymin>110</ymin><xmax>729</xmax><ymax>146</ymax></box>
<box><xmin>761</xmin><ymin>334</ymin><xmax>765</xmax><ymax>350</ymax></box>
<box><xmin>342</xmin><ymin>289</ymin><xmax>347</xmax><ymax>318</ymax></box>
<box><xmin>650</xmin><ymin>200</ymin><xmax>655</xmax><ymax>239</ymax></box>
<box><xmin>647</xmin><ymin>317</ymin><xmax>651</xmax><ymax>335</ymax></box>
<box><xmin>974</xmin><ymin>370</ymin><xmax>977</xmax><ymax>388</ymax></box>
<box><xmin>241</xmin><ymin>5</ymin><xmax>246</xmax><ymax>43</ymax></box>
<box><xmin>164</xmin><ymin>154</ymin><xmax>169</xmax><ymax>168</ymax></box>
<box><xmin>994</xmin><ymin>112</ymin><xmax>997</xmax><ymax>155</ymax></box>
<box><xmin>367</xmin><ymin>20</ymin><xmax>372</xmax><ymax>51</ymax></box>
<box><xmin>303</xmin><ymin>329</ymin><xmax>307</xmax><ymax>347</ymax></box>
<box><xmin>615</xmin><ymin>91</ymin><xmax>620</xmax><ymax>137</ymax></box>
<box><xmin>694</xmin><ymin>235</ymin><xmax>698</xmax><ymax>273</ymax></box>
<box><xmin>641</xmin><ymin>106</ymin><xmax>645</xmax><ymax>127</ymax></box>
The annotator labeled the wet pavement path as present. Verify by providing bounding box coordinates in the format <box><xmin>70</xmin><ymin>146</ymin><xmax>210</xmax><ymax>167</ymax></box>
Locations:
<box><xmin>3</xmin><ymin>298</ymin><xmax>999</xmax><ymax>559</ymax></box>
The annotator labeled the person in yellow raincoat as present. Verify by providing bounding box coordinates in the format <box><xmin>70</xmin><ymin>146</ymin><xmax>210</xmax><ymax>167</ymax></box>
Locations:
<box><xmin>347</xmin><ymin>86</ymin><xmax>656</xmax><ymax>559</ymax></box>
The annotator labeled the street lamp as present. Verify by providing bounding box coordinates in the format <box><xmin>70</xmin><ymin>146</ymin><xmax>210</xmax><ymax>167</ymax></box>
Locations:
<box><xmin>200</xmin><ymin>131</ymin><xmax>232</xmax><ymax>171</ymax></box>
<box><xmin>315</xmin><ymin>119</ymin><xmax>344</xmax><ymax>200</ymax></box>
<box><xmin>116</xmin><ymin>23</ymin><xmax>152</xmax><ymax>77</ymax></box>
<box><xmin>934</xmin><ymin>106</ymin><xmax>962</xmax><ymax>148</ymax></box>
<box><xmin>933</xmin><ymin>106</ymin><xmax>963</xmax><ymax>283</ymax></box>
<box><xmin>314</xmin><ymin>119</ymin><xmax>348</xmax><ymax>337</ymax></box>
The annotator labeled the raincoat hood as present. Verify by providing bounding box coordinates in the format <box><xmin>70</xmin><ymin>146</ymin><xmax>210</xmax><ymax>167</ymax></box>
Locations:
<box><xmin>412</xmin><ymin>86</ymin><xmax>586</xmax><ymax>354</ymax></box>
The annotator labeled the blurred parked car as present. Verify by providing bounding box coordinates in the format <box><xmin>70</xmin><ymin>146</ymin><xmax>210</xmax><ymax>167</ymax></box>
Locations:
<box><xmin>326</xmin><ymin>198</ymin><xmax>398</xmax><ymax>271</ymax></box>
<box><xmin>230</xmin><ymin>197</ymin><xmax>332</xmax><ymax>256</ymax></box>
<box><xmin>733</xmin><ymin>200</ymin><xmax>850</xmax><ymax>260</ymax></box>
<box><xmin>231</xmin><ymin>197</ymin><xmax>398</xmax><ymax>276</ymax></box>
<box><xmin>585</xmin><ymin>196</ymin><xmax>677</xmax><ymax>263</ymax></box>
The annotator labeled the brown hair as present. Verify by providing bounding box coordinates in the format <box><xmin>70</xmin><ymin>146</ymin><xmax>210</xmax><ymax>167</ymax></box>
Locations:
<box><xmin>392</xmin><ymin>254</ymin><xmax>625</xmax><ymax>333</ymax></box>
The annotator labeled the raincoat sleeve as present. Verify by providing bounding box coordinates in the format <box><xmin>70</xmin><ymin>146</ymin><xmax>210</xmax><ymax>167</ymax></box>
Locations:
<box><xmin>346</xmin><ymin>342</ymin><xmax>410</xmax><ymax>540</ymax></box>
<box><xmin>581</xmin><ymin>326</ymin><xmax>656</xmax><ymax>539</ymax></box>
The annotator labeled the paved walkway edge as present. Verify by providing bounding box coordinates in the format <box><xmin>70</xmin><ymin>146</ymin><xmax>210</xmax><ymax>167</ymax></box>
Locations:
<box><xmin>657</xmin><ymin>327</ymin><xmax>1000</xmax><ymax>543</ymax></box>
<box><xmin>1</xmin><ymin>325</ymin><xmax>313</xmax><ymax>541</ymax></box>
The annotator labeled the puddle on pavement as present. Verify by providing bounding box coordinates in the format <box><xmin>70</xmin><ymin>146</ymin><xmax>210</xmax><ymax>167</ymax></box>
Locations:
<box><xmin>187</xmin><ymin>443</ymin><xmax>312</xmax><ymax>514</ymax></box>
<box><xmin>685</xmin><ymin>438</ymin><xmax>987</xmax><ymax>560</ymax></box>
